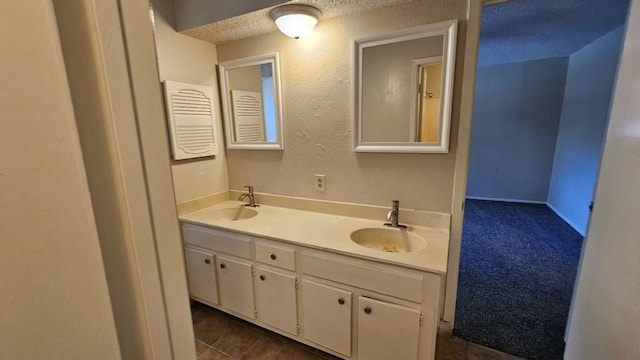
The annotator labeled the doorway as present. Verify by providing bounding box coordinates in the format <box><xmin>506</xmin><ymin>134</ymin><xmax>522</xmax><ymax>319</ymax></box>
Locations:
<box><xmin>454</xmin><ymin>0</ymin><xmax>630</xmax><ymax>359</ymax></box>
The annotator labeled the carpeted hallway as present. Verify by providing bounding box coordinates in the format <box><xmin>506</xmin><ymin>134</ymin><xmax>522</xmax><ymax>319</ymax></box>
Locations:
<box><xmin>453</xmin><ymin>200</ymin><xmax>584</xmax><ymax>360</ymax></box>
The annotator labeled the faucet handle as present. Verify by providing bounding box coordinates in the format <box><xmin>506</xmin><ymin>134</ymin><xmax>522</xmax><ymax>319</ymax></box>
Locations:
<box><xmin>392</xmin><ymin>200</ymin><xmax>399</xmax><ymax>208</ymax></box>
<box><xmin>244</xmin><ymin>185</ymin><xmax>254</xmax><ymax>194</ymax></box>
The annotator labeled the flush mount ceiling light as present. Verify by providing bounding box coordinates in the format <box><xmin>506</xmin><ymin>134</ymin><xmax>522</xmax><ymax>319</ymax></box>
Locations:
<box><xmin>270</xmin><ymin>4</ymin><xmax>321</xmax><ymax>39</ymax></box>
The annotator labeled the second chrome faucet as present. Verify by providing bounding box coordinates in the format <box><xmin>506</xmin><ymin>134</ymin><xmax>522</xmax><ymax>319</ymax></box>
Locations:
<box><xmin>384</xmin><ymin>200</ymin><xmax>407</xmax><ymax>229</ymax></box>
<box><xmin>239</xmin><ymin>185</ymin><xmax>259</xmax><ymax>207</ymax></box>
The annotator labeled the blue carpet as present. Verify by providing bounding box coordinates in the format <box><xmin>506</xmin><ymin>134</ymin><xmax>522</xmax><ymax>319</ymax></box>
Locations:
<box><xmin>453</xmin><ymin>200</ymin><xmax>584</xmax><ymax>360</ymax></box>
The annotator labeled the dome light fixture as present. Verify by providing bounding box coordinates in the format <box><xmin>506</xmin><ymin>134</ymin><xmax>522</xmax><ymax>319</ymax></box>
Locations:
<box><xmin>270</xmin><ymin>4</ymin><xmax>321</xmax><ymax>39</ymax></box>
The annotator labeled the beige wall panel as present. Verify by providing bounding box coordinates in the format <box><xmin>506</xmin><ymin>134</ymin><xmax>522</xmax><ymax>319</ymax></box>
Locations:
<box><xmin>422</xmin><ymin>98</ymin><xmax>442</xmax><ymax>143</ymax></box>
<box><xmin>153</xmin><ymin>0</ymin><xmax>229</xmax><ymax>203</ymax></box>
<box><xmin>0</xmin><ymin>1</ymin><xmax>121</xmax><ymax>358</ymax></box>
<box><xmin>218</xmin><ymin>0</ymin><xmax>468</xmax><ymax>212</ymax></box>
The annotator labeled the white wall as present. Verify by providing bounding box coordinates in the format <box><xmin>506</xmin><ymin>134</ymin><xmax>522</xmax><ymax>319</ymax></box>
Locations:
<box><xmin>467</xmin><ymin>57</ymin><xmax>569</xmax><ymax>202</ymax></box>
<box><xmin>565</xmin><ymin>1</ymin><xmax>640</xmax><ymax>358</ymax></box>
<box><xmin>547</xmin><ymin>27</ymin><xmax>625</xmax><ymax>235</ymax></box>
<box><xmin>153</xmin><ymin>0</ymin><xmax>229</xmax><ymax>204</ymax></box>
<box><xmin>0</xmin><ymin>1</ymin><xmax>121</xmax><ymax>358</ymax></box>
<box><xmin>217</xmin><ymin>0</ymin><xmax>469</xmax><ymax>212</ymax></box>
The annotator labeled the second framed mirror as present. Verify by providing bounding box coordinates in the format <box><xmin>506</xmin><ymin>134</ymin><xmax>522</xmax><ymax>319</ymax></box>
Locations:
<box><xmin>354</xmin><ymin>20</ymin><xmax>458</xmax><ymax>153</ymax></box>
<box><xmin>219</xmin><ymin>53</ymin><xmax>284</xmax><ymax>150</ymax></box>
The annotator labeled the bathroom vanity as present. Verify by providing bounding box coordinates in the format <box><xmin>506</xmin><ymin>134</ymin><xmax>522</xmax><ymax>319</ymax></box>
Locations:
<box><xmin>179</xmin><ymin>200</ymin><xmax>449</xmax><ymax>360</ymax></box>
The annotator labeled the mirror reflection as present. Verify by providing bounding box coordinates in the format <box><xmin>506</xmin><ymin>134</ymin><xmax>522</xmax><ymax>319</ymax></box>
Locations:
<box><xmin>219</xmin><ymin>53</ymin><xmax>284</xmax><ymax>150</ymax></box>
<box><xmin>361</xmin><ymin>36</ymin><xmax>444</xmax><ymax>143</ymax></box>
<box><xmin>415</xmin><ymin>58</ymin><xmax>443</xmax><ymax>143</ymax></box>
<box><xmin>355</xmin><ymin>20</ymin><xmax>458</xmax><ymax>153</ymax></box>
<box><xmin>227</xmin><ymin>64</ymin><xmax>276</xmax><ymax>142</ymax></box>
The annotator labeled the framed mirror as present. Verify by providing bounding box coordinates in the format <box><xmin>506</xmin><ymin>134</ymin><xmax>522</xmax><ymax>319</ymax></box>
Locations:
<box><xmin>219</xmin><ymin>53</ymin><xmax>284</xmax><ymax>150</ymax></box>
<box><xmin>354</xmin><ymin>20</ymin><xmax>457</xmax><ymax>153</ymax></box>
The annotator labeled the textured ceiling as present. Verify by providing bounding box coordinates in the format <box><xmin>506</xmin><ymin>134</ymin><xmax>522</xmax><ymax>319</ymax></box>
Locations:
<box><xmin>478</xmin><ymin>0</ymin><xmax>631</xmax><ymax>66</ymax></box>
<box><xmin>181</xmin><ymin>0</ymin><xmax>411</xmax><ymax>44</ymax></box>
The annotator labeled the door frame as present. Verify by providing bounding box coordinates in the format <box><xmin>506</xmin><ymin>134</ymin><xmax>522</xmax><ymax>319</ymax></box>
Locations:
<box><xmin>53</xmin><ymin>0</ymin><xmax>196</xmax><ymax>358</ymax></box>
<box><xmin>441</xmin><ymin>0</ymin><xmax>484</xmax><ymax>326</ymax></box>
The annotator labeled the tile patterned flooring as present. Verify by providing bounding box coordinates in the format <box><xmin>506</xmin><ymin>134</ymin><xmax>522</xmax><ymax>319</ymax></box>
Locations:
<box><xmin>192</xmin><ymin>303</ymin><xmax>525</xmax><ymax>360</ymax></box>
<box><xmin>435</xmin><ymin>335</ymin><xmax>525</xmax><ymax>360</ymax></box>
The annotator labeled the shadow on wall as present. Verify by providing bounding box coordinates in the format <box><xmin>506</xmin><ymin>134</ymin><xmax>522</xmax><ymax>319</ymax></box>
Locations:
<box><xmin>547</xmin><ymin>26</ymin><xmax>626</xmax><ymax>234</ymax></box>
<box><xmin>467</xmin><ymin>26</ymin><xmax>625</xmax><ymax>235</ymax></box>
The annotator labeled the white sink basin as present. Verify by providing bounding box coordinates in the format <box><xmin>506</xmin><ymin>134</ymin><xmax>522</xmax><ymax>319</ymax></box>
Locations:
<box><xmin>350</xmin><ymin>228</ymin><xmax>426</xmax><ymax>253</ymax></box>
<box><xmin>207</xmin><ymin>207</ymin><xmax>258</xmax><ymax>221</ymax></box>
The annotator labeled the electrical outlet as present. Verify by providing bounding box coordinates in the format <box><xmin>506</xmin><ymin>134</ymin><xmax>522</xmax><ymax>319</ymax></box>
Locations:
<box><xmin>315</xmin><ymin>174</ymin><xmax>326</xmax><ymax>192</ymax></box>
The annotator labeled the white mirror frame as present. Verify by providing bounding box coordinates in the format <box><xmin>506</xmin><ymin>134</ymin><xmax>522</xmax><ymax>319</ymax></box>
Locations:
<box><xmin>218</xmin><ymin>53</ymin><xmax>284</xmax><ymax>150</ymax></box>
<box><xmin>354</xmin><ymin>20</ymin><xmax>458</xmax><ymax>153</ymax></box>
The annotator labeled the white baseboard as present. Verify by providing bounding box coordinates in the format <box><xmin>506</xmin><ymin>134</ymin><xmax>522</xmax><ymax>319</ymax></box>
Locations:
<box><xmin>546</xmin><ymin>203</ymin><xmax>586</xmax><ymax>236</ymax></box>
<box><xmin>466</xmin><ymin>196</ymin><xmax>587</xmax><ymax>236</ymax></box>
<box><xmin>465</xmin><ymin>196</ymin><xmax>546</xmax><ymax>204</ymax></box>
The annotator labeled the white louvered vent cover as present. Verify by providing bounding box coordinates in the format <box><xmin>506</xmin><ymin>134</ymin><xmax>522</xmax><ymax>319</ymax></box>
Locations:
<box><xmin>163</xmin><ymin>80</ymin><xmax>219</xmax><ymax>160</ymax></box>
<box><xmin>230</xmin><ymin>90</ymin><xmax>265</xmax><ymax>142</ymax></box>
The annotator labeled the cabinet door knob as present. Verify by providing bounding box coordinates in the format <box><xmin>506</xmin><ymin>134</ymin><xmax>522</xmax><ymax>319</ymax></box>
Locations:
<box><xmin>219</xmin><ymin>263</ymin><xmax>226</xmax><ymax>269</ymax></box>
<box><xmin>270</xmin><ymin>254</ymin><xmax>277</xmax><ymax>260</ymax></box>
<box><xmin>338</xmin><ymin>298</ymin><xmax>345</xmax><ymax>305</ymax></box>
<box><xmin>259</xmin><ymin>275</ymin><xmax>266</xmax><ymax>281</ymax></box>
<box><xmin>204</xmin><ymin>259</ymin><xmax>210</xmax><ymax>264</ymax></box>
<box><xmin>364</xmin><ymin>306</ymin><xmax>372</xmax><ymax>315</ymax></box>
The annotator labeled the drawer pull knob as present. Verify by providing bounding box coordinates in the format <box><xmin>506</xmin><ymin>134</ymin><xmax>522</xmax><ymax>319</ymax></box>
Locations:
<box><xmin>338</xmin><ymin>298</ymin><xmax>345</xmax><ymax>305</ymax></box>
<box><xmin>219</xmin><ymin>263</ymin><xmax>226</xmax><ymax>269</ymax></box>
<box><xmin>364</xmin><ymin>307</ymin><xmax>372</xmax><ymax>315</ymax></box>
<box><xmin>204</xmin><ymin>259</ymin><xmax>210</xmax><ymax>264</ymax></box>
<box><xmin>259</xmin><ymin>275</ymin><xmax>266</xmax><ymax>281</ymax></box>
<box><xmin>270</xmin><ymin>254</ymin><xmax>277</xmax><ymax>260</ymax></box>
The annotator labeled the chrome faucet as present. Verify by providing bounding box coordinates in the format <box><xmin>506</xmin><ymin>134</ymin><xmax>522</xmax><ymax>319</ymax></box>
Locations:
<box><xmin>384</xmin><ymin>200</ymin><xmax>407</xmax><ymax>229</ymax></box>
<box><xmin>238</xmin><ymin>185</ymin><xmax>259</xmax><ymax>207</ymax></box>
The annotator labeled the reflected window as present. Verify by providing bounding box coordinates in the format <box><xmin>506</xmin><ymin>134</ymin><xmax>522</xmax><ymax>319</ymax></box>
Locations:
<box><xmin>261</xmin><ymin>63</ymin><xmax>277</xmax><ymax>143</ymax></box>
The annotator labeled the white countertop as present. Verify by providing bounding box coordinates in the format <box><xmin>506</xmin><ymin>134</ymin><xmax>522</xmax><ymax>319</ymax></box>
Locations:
<box><xmin>179</xmin><ymin>201</ymin><xmax>450</xmax><ymax>274</ymax></box>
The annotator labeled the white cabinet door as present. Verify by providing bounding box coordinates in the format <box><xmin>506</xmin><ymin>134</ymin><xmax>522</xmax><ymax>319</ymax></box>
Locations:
<box><xmin>184</xmin><ymin>247</ymin><xmax>219</xmax><ymax>305</ymax></box>
<box><xmin>357</xmin><ymin>296</ymin><xmax>421</xmax><ymax>360</ymax></box>
<box><xmin>217</xmin><ymin>255</ymin><xmax>255</xmax><ymax>319</ymax></box>
<box><xmin>255</xmin><ymin>267</ymin><xmax>298</xmax><ymax>335</ymax></box>
<box><xmin>302</xmin><ymin>280</ymin><xmax>352</xmax><ymax>357</ymax></box>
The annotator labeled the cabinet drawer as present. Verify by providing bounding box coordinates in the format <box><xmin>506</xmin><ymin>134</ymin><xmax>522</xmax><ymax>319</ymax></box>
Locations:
<box><xmin>301</xmin><ymin>252</ymin><xmax>423</xmax><ymax>303</ymax></box>
<box><xmin>255</xmin><ymin>242</ymin><xmax>296</xmax><ymax>271</ymax></box>
<box><xmin>182</xmin><ymin>224</ymin><xmax>251</xmax><ymax>259</ymax></box>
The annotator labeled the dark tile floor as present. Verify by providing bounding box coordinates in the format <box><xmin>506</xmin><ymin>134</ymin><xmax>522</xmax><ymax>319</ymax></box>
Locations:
<box><xmin>192</xmin><ymin>302</ymin><xmax>525</xmax><ymax>360</ymax></box>
<box><xmin>435</xmin><ymin>335</ymin><xmax>525</xmax><ymax>360</ymax></box>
